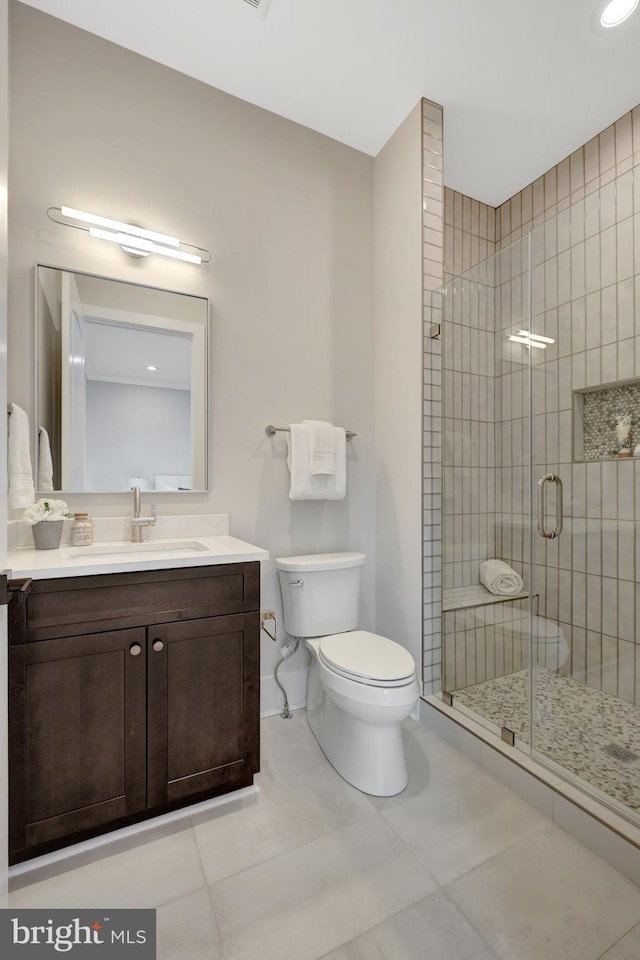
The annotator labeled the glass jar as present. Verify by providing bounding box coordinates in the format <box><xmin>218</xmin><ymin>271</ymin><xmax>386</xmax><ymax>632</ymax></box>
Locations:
<box><xmin>72</xmin><ymin>512</ymin><xmax>93</xmax><ymax>546</ymax></box>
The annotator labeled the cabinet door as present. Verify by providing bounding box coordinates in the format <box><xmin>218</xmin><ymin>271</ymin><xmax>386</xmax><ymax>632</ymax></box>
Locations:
<box><xmin>147</xmin><ymin>612</ymin><xmax>259</xmax><ymax>808</ymax></box>
<box><xmin>9</xmin><ymin>627</ymin><xmax>147</xmax><ymax>859</ymax></box>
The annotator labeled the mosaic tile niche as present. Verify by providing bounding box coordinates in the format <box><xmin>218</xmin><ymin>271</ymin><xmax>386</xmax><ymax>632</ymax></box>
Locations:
<box><xmin>578</xmin><ymin>381</ymin><xmax>640</xmax><ymax>460</ymax></box>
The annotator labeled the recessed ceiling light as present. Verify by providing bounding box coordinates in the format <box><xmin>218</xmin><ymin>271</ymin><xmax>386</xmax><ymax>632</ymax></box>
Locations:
<box><xmin>146</xmin><ymin>365</ymin><xmax>158</xmax><ymax>371</ymax></box>
<box><xmin>599</xmin><ymin>0</ymin><xmax>639</xmax><ymax>28</ymax></box>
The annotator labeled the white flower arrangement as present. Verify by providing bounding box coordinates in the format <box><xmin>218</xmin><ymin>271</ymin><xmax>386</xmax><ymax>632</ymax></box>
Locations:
<box><xmin>23</xmin><ymin>499</ymin><xmax>73</xmax><ymax>524</ymax></box>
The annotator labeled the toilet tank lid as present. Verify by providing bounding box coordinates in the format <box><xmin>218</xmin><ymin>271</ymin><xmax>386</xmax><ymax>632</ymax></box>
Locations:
<box><xmin>275</xmin><ymin>551</ymin><xmax>365</xmax><ymax>572</ymax></box>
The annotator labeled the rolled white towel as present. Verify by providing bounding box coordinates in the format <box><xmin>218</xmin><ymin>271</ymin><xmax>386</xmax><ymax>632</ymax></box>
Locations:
<box><xmin>480</xmin><ymin>559</ymin><xmax>524</xmax><ymax>596</ymax></box>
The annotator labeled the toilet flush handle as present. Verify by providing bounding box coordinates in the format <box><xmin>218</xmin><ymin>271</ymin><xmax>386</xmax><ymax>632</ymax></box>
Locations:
<box><xmin>289</xmin><ymin>579</ymin><xmax>304</xmax><ymax>587</ymax></box>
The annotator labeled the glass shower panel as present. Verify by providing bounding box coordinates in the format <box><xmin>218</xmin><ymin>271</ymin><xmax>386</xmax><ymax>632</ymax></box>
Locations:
<box><xmin>529</xmin><ymin>164</ymin><xmax>640</xmax><ymax>824</ymax></box>
<box><xmin>437</xmin><ymin>236</ymin><xmax>534</xmax><ymax>744</ymax></box>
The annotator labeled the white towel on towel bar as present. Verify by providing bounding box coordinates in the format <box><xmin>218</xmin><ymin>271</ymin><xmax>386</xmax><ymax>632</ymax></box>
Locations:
<box><xmin>480</xmin><ymin>559</ymin><xmax>524</xmax><ymax>596</ymax></box>
<box><xmin>287</xmin><ymin>423</ymin><xmax>346</xmax><ymax>500</ymax></box>
<box><xmin>38</xmin><ymin>426</ymin><xmax>54</xmax><ymax>491</ymax></box>
<box><xmin>304</xmin><ymin>419</ymin><xmax>337</xmax><ymax>475</ymax></box>
<box><xmin>8</xmin><ymin>403</ymin><xmax>35</xmax><ymax>509</ymax></box>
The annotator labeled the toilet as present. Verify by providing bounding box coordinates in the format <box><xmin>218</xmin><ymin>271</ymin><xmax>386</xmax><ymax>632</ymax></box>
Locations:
<box><xmin>473</xmin><ymin>606</ymin><xmax>570</xmax><ymax>671</ymax></box>
<box><xmin>275</xmin><ymin>551</ymin><xmax>420</xmax><ymax>797</ymax></box>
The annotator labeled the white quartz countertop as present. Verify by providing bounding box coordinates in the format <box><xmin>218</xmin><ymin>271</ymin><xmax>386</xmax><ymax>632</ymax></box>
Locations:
<box><xmin>7</xmin><ymin>535</ymin><xmax>269</xmax><ymax>580</ymax></box>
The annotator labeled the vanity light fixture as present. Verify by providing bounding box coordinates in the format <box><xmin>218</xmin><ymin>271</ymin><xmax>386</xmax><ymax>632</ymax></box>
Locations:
<box><xmin>599</xmin><ymin>0</ymin><xmax>639</xmax><ymax>27</ymax></box>
<box><xmin>47</xmin><ymin>205</ymin><xmax>211</xmax><ymax>265</ymax></box>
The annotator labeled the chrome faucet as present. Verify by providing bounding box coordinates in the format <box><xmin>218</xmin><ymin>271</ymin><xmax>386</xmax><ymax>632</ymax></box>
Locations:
<box><xmin>131</xmin><ymin>486</ymin><xmax>157</xmax><ymax>543</ymax></box>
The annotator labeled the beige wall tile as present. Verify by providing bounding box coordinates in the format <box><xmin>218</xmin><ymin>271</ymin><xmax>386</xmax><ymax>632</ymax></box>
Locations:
<box><xmin>585</xmin><ymin>136</ymin><xmax>600</xmax><ymax>182</ymax></box>
<box><xmin>600</xmin><ymin>124</ymin><xmax>616</xmax><ymax>173</ymax></box>
<box><xmin>570</xmin><ymin>148</ymin><xmax>585</xmax><ymax>193</ymax></box>
<box><xmin>616</xmin><ymin>115</ymin><xmax>633</xmax><ymax>164</ymax></box>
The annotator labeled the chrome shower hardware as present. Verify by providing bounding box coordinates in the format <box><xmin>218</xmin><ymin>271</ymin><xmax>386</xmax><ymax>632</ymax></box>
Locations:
<box><xmin>536</xmin><ymin>473</ymin><xmax>563</xmax><ymax>540</ymax></box>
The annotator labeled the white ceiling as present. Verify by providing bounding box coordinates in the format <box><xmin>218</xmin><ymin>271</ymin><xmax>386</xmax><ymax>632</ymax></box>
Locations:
<box><xmin>83</xmin><ymin>321</ymin><xmax>192</xmax><ymax>390</ymax></box>
<box><xmin>19</xmin><ymin>0</ymin><xmax>640</xmax><ymax>206</ymax></box>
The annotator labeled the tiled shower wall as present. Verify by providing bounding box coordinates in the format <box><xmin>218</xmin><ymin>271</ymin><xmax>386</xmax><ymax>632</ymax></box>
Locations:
<box><xmin>427</xmin><ymin>104</ymin><xmax>640</xmax><ymax>699</ymax></box>
<box><xmin>443</xmin><ymin>189</ymin><xmax>496</xmax><ymax>284</ymax></box>
<box><xmin>442</xmin><ymin>259</ymin><xmax>497</xmax><ymax>592</ymax></box>
<box><xmin>426</xmin><ymin>186</ymin><xmax>503</xmax><ymax>691</ymax></box>
<box><xmin>423</xmin><ymin>187</ymin><xmax>497</xmax><ymax>693</ymax></box>
<box><xmin>441</xmin><ymin>237</ymin><xmax>533</xmax><ymax>692</ymax></box>
<box><xmin>496</xmin><ymin>107</ymin><xmax>640</xmax><ymax>704</ymax></box>
<box><xmin>422</xmin><ymin>98</ymin><xmax>444</xmax><ymax>696</ymax></box>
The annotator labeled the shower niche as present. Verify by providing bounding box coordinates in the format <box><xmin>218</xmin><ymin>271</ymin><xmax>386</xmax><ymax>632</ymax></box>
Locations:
<box><xmin>573</xmin><ymin>378</ymin><xmax>640</xmax><ymax>461</ymax></box>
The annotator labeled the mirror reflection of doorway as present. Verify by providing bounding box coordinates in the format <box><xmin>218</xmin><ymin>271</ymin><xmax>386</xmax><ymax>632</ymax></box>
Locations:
<box><xmin>36</xmin><ymin>266</ymin><xmax>208</xmax><ymax>493</ymax></box>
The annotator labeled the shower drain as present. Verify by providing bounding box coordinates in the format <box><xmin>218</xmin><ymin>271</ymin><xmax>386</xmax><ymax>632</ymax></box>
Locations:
<box><xmin>602</xmin><ymin>743</ymin><xmax>640</xmax><ymax>764</ymax></box>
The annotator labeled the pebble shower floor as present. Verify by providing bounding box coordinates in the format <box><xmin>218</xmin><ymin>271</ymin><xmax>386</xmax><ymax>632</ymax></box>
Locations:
<box><xmin>453</xmin><ymin>665</ymin><xmax>640</xmax><ymax>813</ymax></box>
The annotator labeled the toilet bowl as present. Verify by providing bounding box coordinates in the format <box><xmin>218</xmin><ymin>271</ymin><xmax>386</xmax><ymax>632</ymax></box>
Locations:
<box><xmin>306</xmin><ymin>633</ymin><xmax>420</xmax><ymax>796</ymax></box>
<box><xmin>474</xmin><ymin>606</ymin><xmax>570</xmax><ymax>670</ymax></box>
<box><xmin>275</xmin><ymin>553</ymin><xmax>420</xmax><ymax>797</ymax></box>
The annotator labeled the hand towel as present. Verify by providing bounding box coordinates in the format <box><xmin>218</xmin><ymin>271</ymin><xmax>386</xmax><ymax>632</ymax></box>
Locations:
<box><xmin>287</xmin><ymin>423</ymin><xmax>346</xmax><ymax>500</ymax></box>
<box><xmin>480</xmin><ymin>559</ymin><xmax>524</xmax><ymax>596</ymax></box>
<box><xmin>38</xmin><ymin>426</ymin><xmax>54</xmax><ymax>491</ymax></box>
<box><xmin>304</xmin><ymin>419</ymin><xmax>337</xmax><ymax>475</ymax></box>
<box><xmin>8</xmin><ymin>403</ymin><xmax>35</xmax><ymax>509</ymax></box>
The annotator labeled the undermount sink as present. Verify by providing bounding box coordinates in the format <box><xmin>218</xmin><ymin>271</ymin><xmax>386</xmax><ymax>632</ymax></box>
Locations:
<box><xmin>69</xmin><ymin>540</ymin><xmax>208</xmax><ymax>558</ymax></box>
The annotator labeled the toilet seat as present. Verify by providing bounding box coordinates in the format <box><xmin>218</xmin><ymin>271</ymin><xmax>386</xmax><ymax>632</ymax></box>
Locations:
<box><xmin>318</xmin><ymin>631</ymin><xmax>416</xmax><ymax>688</ymax></box>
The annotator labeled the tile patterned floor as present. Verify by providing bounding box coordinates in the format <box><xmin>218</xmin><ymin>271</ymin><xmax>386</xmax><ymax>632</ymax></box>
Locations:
<box><xmin>9</xmin><ymin>711</ymin><xmax>640</xmax><ymax>960</ymax></box>
<box><xmin>453</xmin><ymin>666</ymin><xmax>640</xmax><ymax>811</ymax></box>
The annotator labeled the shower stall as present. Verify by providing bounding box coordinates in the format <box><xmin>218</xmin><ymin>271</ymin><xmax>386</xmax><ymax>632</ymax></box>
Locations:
<box><xmin>425</xmin><ymin>165</ymin><xmax>640</xmax><ymax>825</ymax></box>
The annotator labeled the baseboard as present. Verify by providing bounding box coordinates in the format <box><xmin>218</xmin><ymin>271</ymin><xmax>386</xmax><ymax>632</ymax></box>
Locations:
<box><xmin>9</xmin><ymin>786</ymin><xmax>260</xmax><ymax>885</ymax></box>
<box><xmin>420</xmin><ymin>695</ymin><xmax>640</xmax><ymax>887</ymax></box>
<box><xmin>260</xmin><ymin>666</ymin><xmax>308</xmax><ymax>718</ymax></box>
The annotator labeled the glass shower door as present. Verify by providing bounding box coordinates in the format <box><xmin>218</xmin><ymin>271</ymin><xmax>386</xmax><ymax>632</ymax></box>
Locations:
<box><xmin>528</xmin><ymin>171</ymin><xmax>640</xmax><ymax>825</ymax></box>
<box><xmin>436</xmin><ymin>235</ymin><xmax>536</xmax><ymax>749</ymax></box>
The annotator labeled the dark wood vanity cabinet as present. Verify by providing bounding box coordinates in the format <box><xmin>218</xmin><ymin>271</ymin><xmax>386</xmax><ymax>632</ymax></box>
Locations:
<box><xmin>8</xmin><ymin>563</ymin><xmax>260</xmax><ymax>864</ymax></box>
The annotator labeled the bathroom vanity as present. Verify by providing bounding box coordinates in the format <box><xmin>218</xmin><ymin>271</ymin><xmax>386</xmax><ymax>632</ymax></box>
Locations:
<box><xmin>7</xmin><ymin>529</ymin><xmax>267</xmax><ymax>864</ymax></box>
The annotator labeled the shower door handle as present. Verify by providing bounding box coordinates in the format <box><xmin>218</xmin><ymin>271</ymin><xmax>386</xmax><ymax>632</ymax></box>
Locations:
<box><xmin>537</xmin><ymin>473</ymin><xmax>563</xmax><ymax>540</ymax></box>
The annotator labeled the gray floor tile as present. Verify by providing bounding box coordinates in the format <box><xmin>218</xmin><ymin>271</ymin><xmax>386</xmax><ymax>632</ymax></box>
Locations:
<box><xmin>382</xmin><ymin>766</ymin><xmax>548</xmax><ymax>884</ymax></box>
<box><xmin>9</xmin><ymin>825</ymin><xmax>205</xmax><ymax>910</ymax></box>
<box><xmin>209</xmin><ymin>814</ymin><xmax>437</xmax><ymax>960</ymax></box>
<box><xmin>157</xmin><ymin>889</ymin><xmax>223</xmax><ymax>960</ymax></box>
<box><xmin>598</xmin><ymin>921</ymin><xmax>640</xmax><ymax>959</ymax></box>
<box><xmin>318</xmin><ymin>889</ymin><xmax>499</xmax><ymax>960</ymax></box>
<box><xmin>194</xmin><ymin>761</ymin><xmax>375</xmax><ymax>885</ymax></box>
<box><xmin>446</xmin><ymin>825</ymin><xmax>640</xmax><ymax>960</ymax></box>
<box><xmin>260</xmin><ymin>710</ymin><xmax>327</xmax><ymax>782</ymax></box>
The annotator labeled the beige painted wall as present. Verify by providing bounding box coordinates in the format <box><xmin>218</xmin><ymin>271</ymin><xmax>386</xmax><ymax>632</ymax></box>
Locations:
<box><xmin>8</xmin><ymin>2</ymin><xmax>376</xmax><ymax>711</ymax></box>
<box><xmin>373</xmin><ymin>103</ymin><xmax>424</xmax><ymax>671</ymax></box>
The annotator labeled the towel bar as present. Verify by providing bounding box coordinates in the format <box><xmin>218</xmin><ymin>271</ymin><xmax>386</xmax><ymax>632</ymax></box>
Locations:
<box><xmin>265</xmin><ymin>424</ymin><xmax>356</xmax><ymax>439</ymax></box>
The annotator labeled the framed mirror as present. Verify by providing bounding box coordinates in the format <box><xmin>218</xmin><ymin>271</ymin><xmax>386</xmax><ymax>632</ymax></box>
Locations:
<box><xmin>36</xmin><ymin>265</ymin><xmax>209</xmax><ymax>493</ymax></box>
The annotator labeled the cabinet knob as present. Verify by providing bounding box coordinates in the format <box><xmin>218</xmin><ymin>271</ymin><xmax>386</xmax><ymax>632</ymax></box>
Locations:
<box><xmin>129</xmin><ymin>643</ymin><xmax>142</xmax><ymax>656</ymax></box>
<box><xmin>153</xmin><ymin>639</ymin><xmax>164</xmax><ymax>652</ymax></box>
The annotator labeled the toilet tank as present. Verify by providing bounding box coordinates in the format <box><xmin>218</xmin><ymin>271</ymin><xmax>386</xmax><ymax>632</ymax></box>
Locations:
<box><xmin>275</xmin><ymin>552</ymin><xmax>365</xmax><ymax>638</ymax></box>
